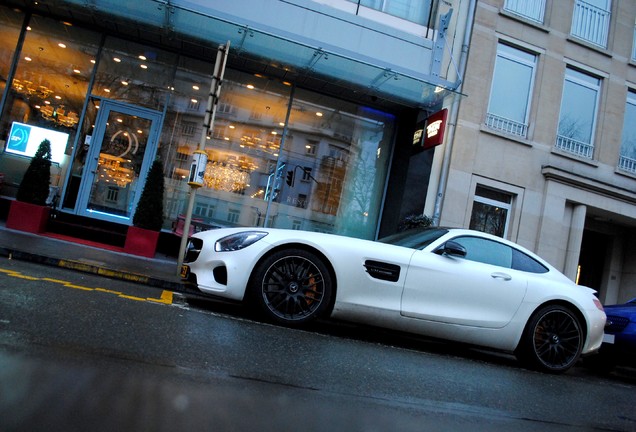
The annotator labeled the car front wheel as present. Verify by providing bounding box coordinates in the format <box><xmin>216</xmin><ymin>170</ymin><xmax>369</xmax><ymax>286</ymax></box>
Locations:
<box><xmin>248</xmin><ymin>248</ymin><xmax>332</xmax><ymax>325</ymax></box>
<box><xmin>516</xmin><ymin>304</ymin><xmax>584</xmax><ymax>373</ymax></box>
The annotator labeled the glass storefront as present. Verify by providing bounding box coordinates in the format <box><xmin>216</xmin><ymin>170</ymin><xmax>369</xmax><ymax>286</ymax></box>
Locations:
<box><xmin>0</xmin><ymin>5</ymin><xmax>397</xmax><ymax>240</ymax></box>
<box><xmin>0</xmin><ymin>11</ymin><xmax>100</xmax><ymax>199</ymax></box>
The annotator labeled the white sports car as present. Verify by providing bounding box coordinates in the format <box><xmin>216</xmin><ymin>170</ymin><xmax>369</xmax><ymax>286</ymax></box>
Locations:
<box><xmin>181</xmin><ymin>227</ymin><xmax>606</xmax><ymax>373</ymax></box>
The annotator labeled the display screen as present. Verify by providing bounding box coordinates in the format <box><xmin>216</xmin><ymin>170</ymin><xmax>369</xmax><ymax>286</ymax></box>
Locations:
<box><xmin>6</xmin><ymin>122</ymin><xmax>69</xmax><ymax>164</ymax></box>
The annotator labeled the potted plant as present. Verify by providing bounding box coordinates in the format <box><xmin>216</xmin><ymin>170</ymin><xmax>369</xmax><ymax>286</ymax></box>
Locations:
<box><xmin>398</xmin><ymin>213</ymin><xmax>433</xmax><ymax>232</ymax></box>
<box><xmin>124</xmin><ymin>159</ymin><xmax>165</xmax><ymax>257</ymax></box>
<box><xmin>6</xmin><ymin>138</ymin><xmax>52</xmax><ymax>233</ymax></box>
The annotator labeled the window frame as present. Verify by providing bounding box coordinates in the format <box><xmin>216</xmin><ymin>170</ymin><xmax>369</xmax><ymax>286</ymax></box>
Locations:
<box><xmin>503</xmin><ymin>0</ymin><xmax>546</xmax><ymax>24</ymax></box>
<box><xmin>618</xmin><ymin>89</ymin><xmax>636</xmax><ymax>173</ymax></box>
<box><xmin>469</xmin><ymin>186</ymin><xmax>513</xmax><ymax>238</ymax></box>
<box><xmin>485</xmin><ymin>42</ymin><xmax>538</xmax><ymax>138</ymax></box>
<box><xmin>465</xmin><ymin>177</ymin><xmax>525</xmax><ymax>242</ymax></box>
<box><xmin>570</xmin><ymin>0</ymin><xmax>612</xmax><ymax>49</ymax></box>
<box><xmin>555</xmin><ymin>66</ymin><xmax>601</xmax><ymax>159</ymax></box>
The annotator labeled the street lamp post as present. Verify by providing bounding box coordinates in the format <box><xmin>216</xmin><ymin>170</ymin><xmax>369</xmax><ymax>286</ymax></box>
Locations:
<box><xmin>177</xmin><ymin>42</ymin><xmax>230</xmax><ymax>275</ymax></box>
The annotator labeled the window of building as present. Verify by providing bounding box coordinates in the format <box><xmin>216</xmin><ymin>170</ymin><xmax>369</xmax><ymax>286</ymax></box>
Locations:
<box><xmin>618</xmin><ymin>90</ymin><xmax>636</xmax><ymax>173</ymax></box>
<box><xmin>181</xmin><ymin>121</ymin><xmax>196</xmax><ymax>137</ymax></box>
<box><xmin>227</xmin><ymin>208</ymin><xmax>240</xmax><ymax>224</ymax></box>
<box><xmin>347</xmin><ymin>0</ymin><xmax>433</xmax><ymax>26</ymax></box>
<box><xmin>556</xmin><ymin>67</ymin><xmax>600</xmax><ymax>159</ymax></box>
<box><xmin>301</xmin><ymin>167</ymin><xmax>312</xmax><ymax>182</ymax></box>
<box><xmin>486</xmin><ymin>43</ymin><xmax>537</xmax><ymax>138</ymax></box>
<box><xmin>297</xmin><ymin>194</ymin><xmax>307</xmax><ymax>208</ymax></box>
<box><xmin>469</xmin><ymin>186</ymin><xmax>512</xmax><ymax>238</ymax></box>
<box><xmin>305</xmin><ymin>141</ymin><xmax>317</xmax><ymax>156</ymax></box>
<box><xmin>187</xmin><ymin>98</ymin><xmax>200</xmax><ymax>111</ymax></box>
<box><xmin>106</xmin><ymin>186</ymin><xmax>119</xmax><ymax>203</ymax></box>
<box><xmin>571</xmin><ymin>0</ymin><xmax>611</xmax><ymax>48</ymax></box>
<box><xmin>503</xmin><ymin>0</ymin><xmax>546</xmax><ymax>24</ymax></box>
<box><xmin>194</xmin><ymin>202</ymin><xmax>215</xmax><ymax>219</ymax></box>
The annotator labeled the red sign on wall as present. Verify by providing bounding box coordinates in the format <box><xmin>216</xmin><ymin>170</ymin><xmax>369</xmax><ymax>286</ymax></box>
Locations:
<box><xmin>422</xmin><ymin>108</ymin><xmax>448</xmax><ymax>150</ymax></box>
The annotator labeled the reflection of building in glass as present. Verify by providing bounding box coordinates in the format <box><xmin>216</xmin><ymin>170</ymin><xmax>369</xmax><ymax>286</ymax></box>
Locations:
<box><xmin>0</xmin><ymin>1</ymin><xmax>467</xmax><ymax>242</ymax></box>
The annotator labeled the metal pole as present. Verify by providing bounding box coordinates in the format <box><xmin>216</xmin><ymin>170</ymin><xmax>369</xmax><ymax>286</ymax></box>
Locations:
<box><xmin>177</xmin><ymin>41</ymin><xmax>230</xmax><ymax>275</ymax></box>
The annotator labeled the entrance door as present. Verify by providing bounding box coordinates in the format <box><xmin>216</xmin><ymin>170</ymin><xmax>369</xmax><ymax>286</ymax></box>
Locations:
<box><xmin>76</xmin><ymin>101</ymin><xmax>162</xmax><ymax>224</ymax></box>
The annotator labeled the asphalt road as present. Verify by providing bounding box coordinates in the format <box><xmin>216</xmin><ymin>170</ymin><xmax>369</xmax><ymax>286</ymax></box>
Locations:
<box><xmin>0</xmin><ymin>258</ymin><xmax>634</xmax><ymax>432</ymax></box>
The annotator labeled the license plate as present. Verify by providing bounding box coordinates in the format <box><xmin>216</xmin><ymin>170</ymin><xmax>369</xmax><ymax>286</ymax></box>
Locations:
<box><xmin>602</xmin><ymin>333</ymin><xmax>615</xmax><ymax>344</ymax></box>
<box><xmin>180</xmin><ymin>264</ymin><xmax>190</xmax><ymax>279</ymax></box>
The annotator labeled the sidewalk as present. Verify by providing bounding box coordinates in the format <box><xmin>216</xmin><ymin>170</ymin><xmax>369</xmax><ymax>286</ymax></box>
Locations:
<box><xmin>0</xmin><ymin>222</ymin><xmax>194</xmax><ymax>294</ymax></box>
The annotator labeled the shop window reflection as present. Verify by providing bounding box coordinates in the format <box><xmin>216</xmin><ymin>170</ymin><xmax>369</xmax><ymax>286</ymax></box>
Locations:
<box><xmin>158</xmin><ymin>61</ymin><xmax>394</xmax><ymax>238</ymax></box>
<box><xmin>93</xmin><ymin>37</ymin><xmax>176</xmax><ymax>110</ymax></box>
<box><xmin>1</xmin><ymin>13</ymin><xmax>100</xmax><ymax>200</ymax></box>
<box><xmin>0</xmin><ymin>6</ymin><xmax>23</xmax><ymax>108</ymax></box>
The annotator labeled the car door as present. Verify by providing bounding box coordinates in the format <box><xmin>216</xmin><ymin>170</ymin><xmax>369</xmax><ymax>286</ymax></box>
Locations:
<box><xmin>400</xmin><ymin>235</ymin><xmax>528</xmax><ymax>328</ymax></box>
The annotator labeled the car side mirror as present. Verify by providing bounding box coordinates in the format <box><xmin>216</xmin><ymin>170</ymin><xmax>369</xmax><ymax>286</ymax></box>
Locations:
<box><xmin>440</xmin><ymin>240</ymin><xmax>467</xmax><ymax>258</ymax></box>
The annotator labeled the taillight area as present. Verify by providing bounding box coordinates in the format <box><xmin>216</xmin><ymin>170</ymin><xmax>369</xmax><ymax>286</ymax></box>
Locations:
<box><xmin>593</xmin><ymin>298</ymin><xmax>604</xmax><ymax>311</ymax></box>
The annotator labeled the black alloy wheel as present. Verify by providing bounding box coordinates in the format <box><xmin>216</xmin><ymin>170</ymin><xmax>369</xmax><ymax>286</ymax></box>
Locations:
<box><xmin>517</xmin><ymin>304</ymin><xmax>584</xmax><ymax>373</ymax></box>
<box><xmin>249</xmin><ymin>248</ymin><xmax>332</xmax><ymax>325</ymax></box>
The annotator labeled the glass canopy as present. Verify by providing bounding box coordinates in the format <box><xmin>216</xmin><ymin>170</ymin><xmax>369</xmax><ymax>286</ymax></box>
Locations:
<box><xmin>33</xmin><ymin>0</ymin><xmax>461</xmax><ymax>108</ymax></box>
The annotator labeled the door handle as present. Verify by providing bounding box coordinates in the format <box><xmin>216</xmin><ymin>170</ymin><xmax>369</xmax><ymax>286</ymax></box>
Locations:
<box><xmin>491</xmin><ymin>272</ymin><xmax>512</xmax><ymax>281</ymax></box>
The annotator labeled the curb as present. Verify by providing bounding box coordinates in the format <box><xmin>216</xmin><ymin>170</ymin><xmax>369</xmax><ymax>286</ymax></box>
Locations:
<box><xmin>1</xmin><ymin>247</ymin><xmax>185</xmax><ymax>292</ymax></box>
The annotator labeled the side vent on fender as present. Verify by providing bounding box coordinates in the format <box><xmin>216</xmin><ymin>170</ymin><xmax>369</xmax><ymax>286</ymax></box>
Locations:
<box><xmin>364</xmin><ymin>260</ymin><xmax>401</xmax><ymax>282</ymax></box>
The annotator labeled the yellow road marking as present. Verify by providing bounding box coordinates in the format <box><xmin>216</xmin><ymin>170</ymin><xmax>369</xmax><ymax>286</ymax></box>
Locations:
<box><xmin>0</xmin><ymin>266</ymin><xmax>173</xmax><ymax>304</ymax></box>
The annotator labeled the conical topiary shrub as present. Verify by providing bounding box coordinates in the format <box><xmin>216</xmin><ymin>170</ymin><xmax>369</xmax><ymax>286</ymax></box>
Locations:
<box><xmin>125</xmin><ymin>159</ymin><xmax>165</xmax><ymax>257</ymax></box>
<box><xmin>132</xmin><ymin>159</ymin><xmax>165</xmax><ymax>231</ymax></box>
<box><xmin>7</xmin><ymin>138</ymin><xmax>53</xmax><ymax>233</ymax></box>
<box><xmin>16</xmin><ymin>139</ymin><xmax>52</xmax><ymax>205</ymax></box>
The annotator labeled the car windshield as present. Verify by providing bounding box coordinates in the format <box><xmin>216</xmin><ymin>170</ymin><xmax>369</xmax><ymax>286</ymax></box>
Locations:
<box><xmin>379</xmin><ymin>228</ymin><xmax>449</xmax><ymax>250</ymax></box>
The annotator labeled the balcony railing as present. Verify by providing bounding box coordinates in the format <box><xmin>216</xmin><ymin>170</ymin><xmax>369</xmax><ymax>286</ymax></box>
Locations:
<box><xmin>485</xmin><ymin>113</ymin><xmax>528</xmax><ymax>138</ymax></box>
<box><xmin>618</xmin><ymin>155</ymin><xmax>636</xmax><ymax>173</ymax></box>
<box><xmin>555</xmin><ymin>135</ymin><xmax>594</xmax><ymax>159</ymax></box>
<box><xmin>571</xmin><ymin>0</ymin><xmax>610</xmax><ymax>48</ymax></box>
<box><xmin>504</xmin><ymin>0</ymin><xmax>546</xmax><ymax>24</ymax></box>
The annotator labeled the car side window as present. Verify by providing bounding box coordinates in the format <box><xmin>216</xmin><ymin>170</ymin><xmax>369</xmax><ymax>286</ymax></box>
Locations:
<box><xmin>511</xmin><ymin>249</ymin><xmax>548</xmax><ymax>273</ymax></box>
<box><xmin>451</xmin><ymin>236</ymin><xmax>512</xmax><ymax>268</ymax></box>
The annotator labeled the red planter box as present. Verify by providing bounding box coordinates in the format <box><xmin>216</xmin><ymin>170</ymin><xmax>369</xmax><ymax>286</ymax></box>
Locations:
<box><xmin>6</xmin><ymin>200</ymin><xmax>50</xmax><ymax>233</ymax></box>
<box><xmin>124</xmin><ymin>226</ymin><xmax>160</xmax><ymax>258</ymax></box>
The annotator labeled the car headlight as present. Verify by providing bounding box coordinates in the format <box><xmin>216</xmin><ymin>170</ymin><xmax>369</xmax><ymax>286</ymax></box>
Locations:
<box><xmin>214</xmin><ymin>231</ymin><xmax>268</xmax><ymax>252</ymax></box>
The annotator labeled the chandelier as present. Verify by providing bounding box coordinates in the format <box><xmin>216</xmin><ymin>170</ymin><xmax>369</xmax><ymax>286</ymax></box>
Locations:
<box><xmin>12</xmin><ymin>78</ymin><xmax>79</xmax><ymax>128</ymax></box>
<box><xmin>97</xmin><ymin>153</ymin><xmax>133</xmax><ymax>187</ymax></box>
<box><xmin>203</xmin><ymin>160</ymin><xmax>252</xmax><ymax>193</ymax></box>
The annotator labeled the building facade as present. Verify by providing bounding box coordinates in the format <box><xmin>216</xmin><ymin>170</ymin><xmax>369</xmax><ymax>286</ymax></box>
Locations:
<box><xmin>0</xmin><ymin>0</ymin><xmax>471</xmax><ymax>243</ymax></box>
<box><xmin>429</xmin><ymin>0</ymin><xmax>636</xmax><ymax>303</ymax></box>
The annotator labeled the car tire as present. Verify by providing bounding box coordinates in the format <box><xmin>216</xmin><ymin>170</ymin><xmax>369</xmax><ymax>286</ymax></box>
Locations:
<box><xmin>248</xmin><ymin>248</ymin><xmax>333</xmax><ymax>326</ymax></box>
<box><xmin>516</xmin><ymin>304</ymin><xmax>584</xmax><ymax>373</ymax></box>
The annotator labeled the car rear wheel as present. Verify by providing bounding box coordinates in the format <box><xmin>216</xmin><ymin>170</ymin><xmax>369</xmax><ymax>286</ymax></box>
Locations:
<box><xmin>516</xmin><ymin>304</ymin><xmax>584</xmax><ymax>373</ymax></box>
<box><xmin>249</xmin><ymin>248</ymin><xmax>332</xmax><ymax>325</ymax></box>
